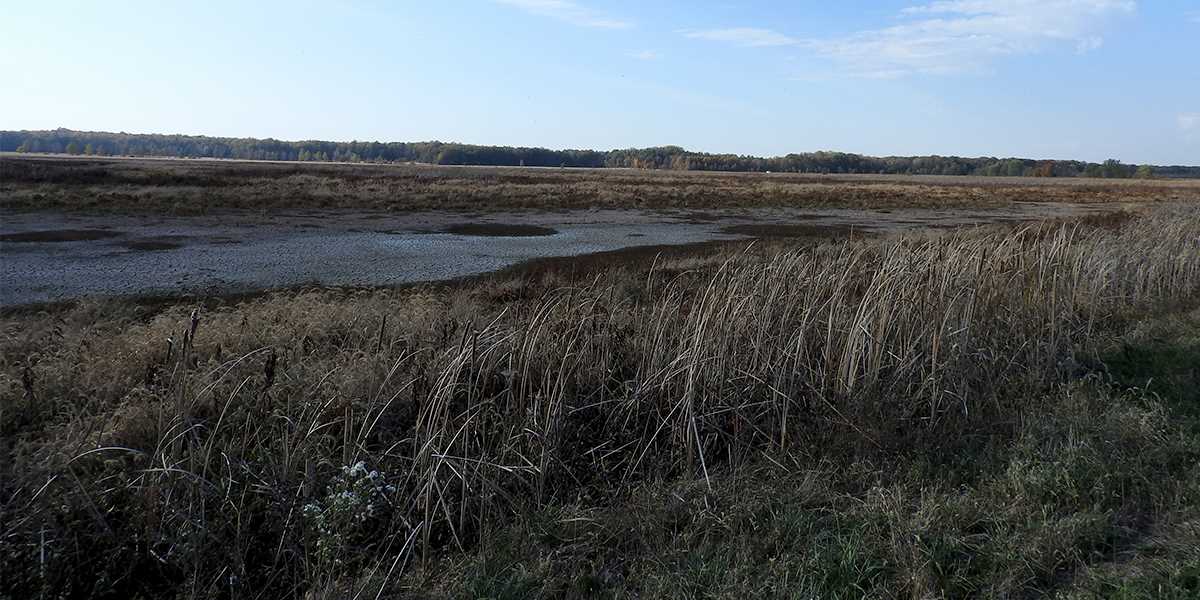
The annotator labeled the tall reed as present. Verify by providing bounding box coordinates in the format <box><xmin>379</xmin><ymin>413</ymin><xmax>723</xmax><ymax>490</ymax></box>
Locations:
<box><xmin>2</xmin><ymin>206</ymin><xmax>1197</xmax><ymax>597</ymax></box>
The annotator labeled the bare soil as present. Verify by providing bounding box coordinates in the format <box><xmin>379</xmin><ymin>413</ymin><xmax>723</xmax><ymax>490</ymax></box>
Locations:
<box><xmin>0</xmin><ymin>228</ymin><xmax>123</xmax><ymax>242</ymax></box>
<box><xmin>118</xmin><ymin>236</ymin><xmax>189</xmax><ymax>251</ymax></box>
<box><xmin>0</xmin><ymin>202</ymin><xmax>1133</xmax><ymax>306</ymax></box>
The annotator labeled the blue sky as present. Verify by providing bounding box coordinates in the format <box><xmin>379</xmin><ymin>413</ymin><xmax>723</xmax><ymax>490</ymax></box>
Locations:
<box><xmin>2</xmin><ymin>1</ymin><xmax>1197</xmax><ymax>164</ymax></box>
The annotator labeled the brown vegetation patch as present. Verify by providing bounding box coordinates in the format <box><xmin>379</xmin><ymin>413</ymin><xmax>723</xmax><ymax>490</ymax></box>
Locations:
<box><xmin>3</xmin><ymin>155</ymin><xmax>1198</xmax><ymax>214</ymax></box>
<box><xmin>0</xmin><ymin>207</ymin><xmax>1197</xmax><ymax>598</ymax></box>
<box><xmin>119</xmin><ymin>236</ymin><xmax>189</xmax><ymax>251</ymax></box>
<box><xmin>681</xmin><ymin>211</ymin><xmax>723</xmax><ymax>222</ymax></box>
<box><xmin>1075</xmin><ymin>209</ymin><xmax>1138</xmax><ymax>230</ymax></box>
<box><xmin>0</xmin><ymin>228</ymin><xmax>123</xmax><ymax>242</ymax></box>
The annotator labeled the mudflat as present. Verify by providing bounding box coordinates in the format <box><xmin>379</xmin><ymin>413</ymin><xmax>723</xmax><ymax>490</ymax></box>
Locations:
<box><xmin>4</xmin><ymin>153</ymin><xmax>1183</xmax><ymax>305</ymax></box>
<box><xmin>2</xmin><ymin>203</ymin><xmax>1122</xmax><ymax>305</ymax></box>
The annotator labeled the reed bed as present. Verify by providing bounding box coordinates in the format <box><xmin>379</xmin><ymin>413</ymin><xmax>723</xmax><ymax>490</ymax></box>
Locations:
<box><xmin>1</xmin><ymin>206</ymin><xmax>1198</xmax><ymax>598</ymax></box>
<box><xmin>6</xmin><ymin>155</ymin><xmax>1200</xmax><ymax>213</ymax></box>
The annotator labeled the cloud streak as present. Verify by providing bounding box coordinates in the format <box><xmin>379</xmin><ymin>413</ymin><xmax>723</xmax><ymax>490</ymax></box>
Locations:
<box><xmin>680</xmin><ymin>27</ymin><xmax>799</xmax><ymax>47</ymax></box>
<box><xmin>627</xmin><ymin>50</ymin><xmax>662</xmax><ymax>60</ymax></box>
<box><xmin>1182</xmin><ymin>113</ymin><xmax>1200</xmax><ymax>144</ymax></box>
<box><xmin>814</xmin><ymin>0</ymin><xmax>1136</xmax><ymax>76</ymax></box>
<box><xmin>685</xmin><ymin>1</ymin><xmax>1135</xmax><ymax>77</ymax></box>
<box><xmin>496</xmin><ymin>0</ymin><xmax>632</xmax><ymax>29</ymax></box>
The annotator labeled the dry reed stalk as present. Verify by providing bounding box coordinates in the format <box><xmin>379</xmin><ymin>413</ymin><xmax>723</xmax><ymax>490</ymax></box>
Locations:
<box><xmin>3</xmin><ymin>205</ymin><xmax>1197</xmax><ymax>596</ymax></box>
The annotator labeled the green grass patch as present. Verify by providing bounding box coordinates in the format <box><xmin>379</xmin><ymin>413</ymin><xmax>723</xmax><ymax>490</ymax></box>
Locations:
<box><xmin>1101</xmin><ymin>310</ymin><xmax>1200</xmax><ymax>424</ymax></box>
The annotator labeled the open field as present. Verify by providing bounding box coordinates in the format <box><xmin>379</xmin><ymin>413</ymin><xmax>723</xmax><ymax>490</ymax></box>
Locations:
<box><xmin>4</xmin><ymin>153</ymin><xmax>1200</xmax><ymax>213</ymax></box>
<box><xmin>7</xmin><ymin>3</ymin><xmax>1200</xmax><ymax>596</ymax></box>
<box><xmin>2</xmin><ymin>201</ymin><xmax>1198</xmax><ymax>598</ymax></box>
<box><xmin>2</xmin><ymin>153</ymin><xmax>1198</xmax><ymax>597</ymax></box>
<box><xmin>5</xmin><ymin>153</ymin><xmax>1163</xmax><ymax>306</ymax></box>
<box><xmin>8</xmin><ymin>1</ymin><xmax>1200</xmax><ymax>597</ymax></box>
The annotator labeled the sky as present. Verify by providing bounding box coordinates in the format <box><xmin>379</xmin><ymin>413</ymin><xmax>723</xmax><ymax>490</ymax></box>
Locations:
<box><xmin>2</xmin><ymin>1</ymin><xmax>1198</xmax><ymax>164</ymax></box>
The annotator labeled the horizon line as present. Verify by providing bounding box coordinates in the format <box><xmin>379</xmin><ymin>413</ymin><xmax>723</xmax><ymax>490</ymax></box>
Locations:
<box><xmin>3</xmin><ymin>126</ymin><xmax>1197</xmax><ymax>168</ymax></box>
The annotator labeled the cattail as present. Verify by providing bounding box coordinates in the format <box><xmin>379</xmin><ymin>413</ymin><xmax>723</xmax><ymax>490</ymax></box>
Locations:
<box><xmin>188</xmin><ymin>307</ymin><xmax>201</xmax><ymax>339</ymax></box>
<box><xmin>22</xmin><ymin>364</ymin><xmax>35</xmax><ymax>404</ymax></box>
<box><xmin>263</xmin><ymin>348</ymin><xmax>277</xmax><ymax>391</ymax></box>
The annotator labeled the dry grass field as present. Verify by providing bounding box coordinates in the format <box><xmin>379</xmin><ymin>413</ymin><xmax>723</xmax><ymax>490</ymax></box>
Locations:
<box><xmin>4</xmin><ymin>153</ymin><xmax>1200</xmax><ymax>213</ymax></box>
<box><xmin>2</xmin><ymin>194</ymin><xmax>1199</xmax><ymax>597</ymax></box>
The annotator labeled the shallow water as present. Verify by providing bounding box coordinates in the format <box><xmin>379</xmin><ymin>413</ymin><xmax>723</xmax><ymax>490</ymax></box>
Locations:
<box><xmin>0</xmin><ymin>204</ymin><xmax>1114</xmax><ymax>306</ymax></box>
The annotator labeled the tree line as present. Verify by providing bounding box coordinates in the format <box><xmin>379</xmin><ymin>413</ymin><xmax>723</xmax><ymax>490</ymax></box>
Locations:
<box><xmin>2</xmin><ymin>129</ymin><xmax>1196</xmax><ymax>178</ymax></box>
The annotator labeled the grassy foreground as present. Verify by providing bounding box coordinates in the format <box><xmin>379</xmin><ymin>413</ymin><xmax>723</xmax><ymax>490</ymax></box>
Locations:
<box><xmin>1</xmin><ymin>206</ymin><xmax>1199</xmax><ymax>599</ymax></box>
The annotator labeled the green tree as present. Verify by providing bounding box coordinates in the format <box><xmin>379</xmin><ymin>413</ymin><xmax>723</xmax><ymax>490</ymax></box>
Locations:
<box><xmin>1101</xmin><ymin>159</ymin><xmax>1129</xmax><ymax>178</ymax></box>
<box><xmin>65</xmin><ymin>141</ymin><xmax>81</xmax><ymax>155</ymax></box>
<box><xmin>1135</xmin><ymin>164</ymin><xmax>1154</xmax><ymax>179</ymax></box>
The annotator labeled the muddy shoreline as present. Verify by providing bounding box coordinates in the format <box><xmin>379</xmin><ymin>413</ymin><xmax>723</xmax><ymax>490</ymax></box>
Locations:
<box><xmin>0</xmin><ymin>204</ymin><xmax>1120</xmax><ymax>307</ymax></box>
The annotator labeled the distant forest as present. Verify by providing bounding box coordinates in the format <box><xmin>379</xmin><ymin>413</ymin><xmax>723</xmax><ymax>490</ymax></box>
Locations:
<box><xmin>3</xmin><ymin>128</ymin><xmax>1198</xmax><ymax>178</ymax></box>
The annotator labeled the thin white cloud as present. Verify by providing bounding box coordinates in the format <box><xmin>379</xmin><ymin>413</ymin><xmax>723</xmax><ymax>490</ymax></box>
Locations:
<box><xmin>1189</xmin><ymin>10</ymin><xmax>1200</xmax><ymax>24</ymax></box>
<box><xmin>812</xmin><ymin>0</ymin><xmax>1137</xmax><ymax>76</ymax></box>
<box><xmin>1181</xmin><ymin>113</ymin><xmax>1200</xmax><ymax>144</ymax></box>
<box><xmin>681</xmin><ymin>27</ymin><xmax>799</xmax><ymax>47</ymax></box>
<box><xmin>496</xmin><ymin>0</ymin><xmax>632</xmax><ymax>29</ymax></box>
<box><xmin>627</xmin><ymin>50</ymin><xmax>662</xmax><ymax>60</ymax></box>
